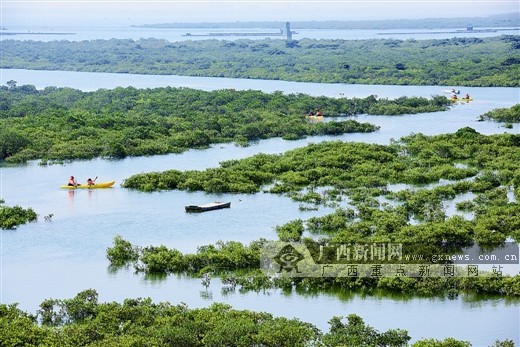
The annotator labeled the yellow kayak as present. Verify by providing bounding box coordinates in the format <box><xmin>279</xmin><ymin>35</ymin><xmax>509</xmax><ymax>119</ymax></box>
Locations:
<box><xmin>60</xmin><ymin>180</ymin><xmax>115</xmax><ymax>189</ymax></box>
<box><xmin>448</xmin><ymin>97</ymin><xmax>473</xmax><ymax>102</ymax></box>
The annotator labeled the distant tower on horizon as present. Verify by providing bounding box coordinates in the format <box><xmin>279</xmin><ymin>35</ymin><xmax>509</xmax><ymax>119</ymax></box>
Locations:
<box><xmin>285</xmin><ymin>22</ymin><xmax>292</xmax><ymax>41</ymax></box>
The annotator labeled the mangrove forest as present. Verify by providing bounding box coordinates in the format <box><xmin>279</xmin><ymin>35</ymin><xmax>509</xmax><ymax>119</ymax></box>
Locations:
<box><xmin>118</xmin><ymin>129</ymin><xmax>520</xmax><ymax>297</ymax></box>
<box><xmin>2</xmin><ymin>36</ymin><xmax>519</xmax><ymax>86</ymax></box>
<box><xmin>0</xmin><ymin>82</ymin><xmax>454</xmax><ymax>163</ymax></box>
<box><xmin>2</xmin><ymin>289</ymin><xmax>516</xmax><ymax>346</ymax></box>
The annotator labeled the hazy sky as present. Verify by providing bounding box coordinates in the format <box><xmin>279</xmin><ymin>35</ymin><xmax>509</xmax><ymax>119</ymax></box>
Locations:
<box><xmin>1</xmin><ymin>0</ymin><xmax>519</xmax><ymax>27</ymax></box>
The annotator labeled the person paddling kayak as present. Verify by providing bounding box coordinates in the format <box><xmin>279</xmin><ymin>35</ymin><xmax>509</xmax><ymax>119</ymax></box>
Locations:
<box><xmin>67</xmin><ymin>176</ymin><xmax>77</xmax><ymax>187</ymax></box>
<box><xmin>86</xmin><ymin>177</ymin><xmax>98</xmax><ymax>186</ymax></box>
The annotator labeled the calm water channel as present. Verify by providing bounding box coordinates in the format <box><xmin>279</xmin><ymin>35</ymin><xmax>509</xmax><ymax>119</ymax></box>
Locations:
<box><xmin>1</xmin><ymin>68</ymin><xmax>519</xmax><ymax>344</ymax></box>
<box><xmin>2</xmin><ymin>26</ymin><xmax>518</xmax><ymax>42</ymax></box>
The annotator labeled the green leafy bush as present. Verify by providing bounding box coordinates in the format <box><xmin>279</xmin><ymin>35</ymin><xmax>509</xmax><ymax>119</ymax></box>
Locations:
<box><xmin>0</xmin><ymin>199</ymin><xmax>37</xmax><ymax>229</ymax></box>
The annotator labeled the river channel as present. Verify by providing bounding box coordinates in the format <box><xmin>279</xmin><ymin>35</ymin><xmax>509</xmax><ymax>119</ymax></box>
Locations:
<box><xmin>0</xmin><ymin>68</ymin><xmax>519</xmax><ymax>344</ymax></box>
<box><xmin>2</xmin><ymin>26</ymin><xmax>518</xmax><ymax>42</ymax></box>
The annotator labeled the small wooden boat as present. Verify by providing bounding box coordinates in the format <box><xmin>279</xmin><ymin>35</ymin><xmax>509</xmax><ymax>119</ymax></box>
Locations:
<box><xmin>185</xmin><ymin>201</ymin><xmax>231</xmax><ymax>212</ymax></box>
<box><xmin>60</xmin><ymin>180</ymin><xmax>115</xmax><ymax>189</ymax></box>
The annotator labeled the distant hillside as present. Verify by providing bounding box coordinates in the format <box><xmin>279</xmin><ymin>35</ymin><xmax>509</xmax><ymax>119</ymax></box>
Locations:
<box><xmin>133</xmin><ymin>13</ymin><xmax>518</xmax><ymax>29</ymax></box>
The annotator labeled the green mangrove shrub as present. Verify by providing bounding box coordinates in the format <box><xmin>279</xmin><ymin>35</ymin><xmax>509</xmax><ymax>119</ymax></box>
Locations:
<box><xmin>0</xmin><ymin>199</ymin><xmax>38</xmax><ymax>229</ymax></box>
